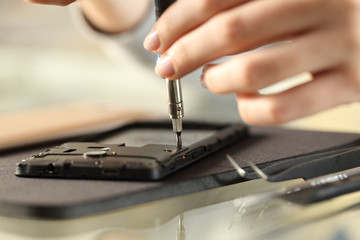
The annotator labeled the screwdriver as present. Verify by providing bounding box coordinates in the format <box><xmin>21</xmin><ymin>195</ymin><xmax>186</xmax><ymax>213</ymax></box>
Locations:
<box><xmin>154</xmin><ymin>0</ymin><xmax>184</xmax><ymax>148</ymax></box>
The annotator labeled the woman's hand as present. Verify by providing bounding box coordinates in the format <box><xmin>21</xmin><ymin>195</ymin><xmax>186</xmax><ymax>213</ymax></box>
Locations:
<box><xmin>25</xmin><ymin>0</ymin><xmax>75</xmax><ymax>6</ymax></box>
<box><xmin>25</xmin><ymin>0</ymin><xmax>150</xmax><ymax>33</ymax></box>
<box><xmin>144</xmin><ymin>0</ymin><xmax>360</xmax><ymax>125</ymax></box>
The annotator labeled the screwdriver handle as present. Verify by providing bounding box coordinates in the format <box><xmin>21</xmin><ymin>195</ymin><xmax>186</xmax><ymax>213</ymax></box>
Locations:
<box><xmin>154</xmin><ymin>0</ymin><xmax>176</xmax><ymax>20</ymax></box>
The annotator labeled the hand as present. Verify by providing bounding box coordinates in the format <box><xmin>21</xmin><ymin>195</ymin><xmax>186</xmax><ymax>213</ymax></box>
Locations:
<box><xmin>25</xmin><ymin>0</ymin><xmax>150</xmax><ymax>33</ymax></box>
<box><xmin>25</xmin><ymin>0</ymin><xmax>76</xmax><ymax>6</ymax></box>
<box><xmin>144</xmin><ymin>0</ymin><xmax>360</xmax><ymax>125</ymax></box>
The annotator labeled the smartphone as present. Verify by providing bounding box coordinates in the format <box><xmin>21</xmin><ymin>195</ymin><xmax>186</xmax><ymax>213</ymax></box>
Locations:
<box><xmin>15</xmin><ymin>121</ymin><xmax>247</xmax><ymax>180</ymax></box>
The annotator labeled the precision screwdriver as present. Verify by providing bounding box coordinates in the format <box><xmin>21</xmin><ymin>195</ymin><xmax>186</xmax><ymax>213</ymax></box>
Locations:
<box><xmin>154</xmin><ymin>0</ymin><xmax>184</xmax><ymax>148</ymax></box>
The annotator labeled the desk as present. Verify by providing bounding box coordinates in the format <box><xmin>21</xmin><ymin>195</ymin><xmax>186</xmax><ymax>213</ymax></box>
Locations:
<box><xmin>1</xmin><ymin>124</ymin><xmax>360</xmax><ymax>240</ymax></box>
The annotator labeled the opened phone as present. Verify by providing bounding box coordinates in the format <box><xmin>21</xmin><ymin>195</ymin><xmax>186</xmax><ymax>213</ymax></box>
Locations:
<box><xmin>15</xmin><ymin>121</ymin><xmax>247</xmax><ymax>180</ymax></box>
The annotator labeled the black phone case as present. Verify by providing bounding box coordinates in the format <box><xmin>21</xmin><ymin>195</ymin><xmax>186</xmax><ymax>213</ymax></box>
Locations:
<box><xmin>15</xmin><ymin>121</ymin><xmax>248</xmax><ymax>180</ymax></box>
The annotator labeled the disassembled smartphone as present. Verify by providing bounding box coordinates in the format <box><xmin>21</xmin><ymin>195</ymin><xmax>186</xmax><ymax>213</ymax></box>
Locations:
<box><xmin>15</xmin><ymin>121</ymin><xmax>247</xmax><ymax>180</ymax></box>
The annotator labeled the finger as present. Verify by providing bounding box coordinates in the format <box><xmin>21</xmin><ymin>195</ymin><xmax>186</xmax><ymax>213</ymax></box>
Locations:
<box><xmin>202</xmin><ymin>26</ymin><xmax>349</xmax><ymax>94</ymax></box>
<box><xmin>157</xmin><ymin>0</ymin><xmax>342</xmax><ymax>79</ymax></box>
<box><xmin>236</xmin><ymin>70</ymin><xmax>360</xmax><ymax>126</ymax></box>
<box><xmin>25</xmin><ymin>0</ymin><xmax>76</xmax><ymax>6</ymax></box>
<box><xmin>144</xmin><ymin>0</ymin><xmax>249</xmax><ymax>52</ymax></box>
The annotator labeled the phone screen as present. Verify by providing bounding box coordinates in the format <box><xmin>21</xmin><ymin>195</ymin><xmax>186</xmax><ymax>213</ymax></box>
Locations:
<box><xmin>99</xmin><ymin>128</ymin><xmax>217</xmax><ymax>147</ymax></box>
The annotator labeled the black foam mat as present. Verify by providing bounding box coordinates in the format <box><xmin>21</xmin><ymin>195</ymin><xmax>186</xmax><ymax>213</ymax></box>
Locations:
<box><xmin>1</xmin><ymin>126</ymin><xmax>359</xmax><ymax>219</ymax></box>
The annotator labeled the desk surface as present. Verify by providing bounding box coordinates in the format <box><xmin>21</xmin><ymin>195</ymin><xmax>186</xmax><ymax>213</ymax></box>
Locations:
<box><xmin>1</xmin><ymin>126</ymin><xmax>359</xmax><ymax>219</ymax></box>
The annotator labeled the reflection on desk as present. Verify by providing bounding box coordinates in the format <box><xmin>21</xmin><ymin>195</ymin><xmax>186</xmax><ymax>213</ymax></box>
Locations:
<box><xmin>1</xmin><ymin>177</ymin><xmax>360</xmax><ymax>240</ymax></box>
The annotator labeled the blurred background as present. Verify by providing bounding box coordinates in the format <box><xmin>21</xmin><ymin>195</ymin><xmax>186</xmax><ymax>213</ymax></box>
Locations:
<box><xmin>1</xmin><ymin>0</ymin><xmax>93</xmax><ymax>112</ymax></box>
<box><xmin>0</xmin><ymin>0</ymin><xmax>169</xmax><ymax>115</ymax></box>
<box><xmin>1</xmin><ymin>0</ymin><xmax>360</xmax><ymax>133</ymax></box>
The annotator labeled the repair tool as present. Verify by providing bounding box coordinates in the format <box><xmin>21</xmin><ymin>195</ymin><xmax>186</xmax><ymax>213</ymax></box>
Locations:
<box><xmin>226</xmin><ymin>153</ymin><xmax>360</xmax><ymax>204</ymax></box>
<box><xmin>154</xmin><ymin>0</ymin><xmax>184</xmax><ymax>148</ymax></box>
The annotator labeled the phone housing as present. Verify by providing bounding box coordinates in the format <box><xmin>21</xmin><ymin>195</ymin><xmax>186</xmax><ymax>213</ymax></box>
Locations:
<box><xmin>15</xmin><ymin>121</ymin><xmax>247</xmax><ymax>180</ymax></box>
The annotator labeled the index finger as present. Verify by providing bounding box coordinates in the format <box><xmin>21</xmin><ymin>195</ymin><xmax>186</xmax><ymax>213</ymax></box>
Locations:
<box><xmin>144</xmin><ymin>0</ymin><xmax>250</xmax><ymax>53</ymax></box>
<box><xmin>25</xmin><ymin>0</ymin><xmax>76</xmax><ymax>6</ymax></box>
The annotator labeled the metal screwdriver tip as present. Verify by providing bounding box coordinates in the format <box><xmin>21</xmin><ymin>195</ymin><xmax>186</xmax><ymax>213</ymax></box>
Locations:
<box><xmin>176</xmin><ymin>132</ymin><xmax>182</xmax><ymax>149</ymax></box>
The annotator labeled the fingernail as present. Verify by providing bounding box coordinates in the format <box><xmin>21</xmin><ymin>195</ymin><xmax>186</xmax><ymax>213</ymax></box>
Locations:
<box><xmin>200</xmin><ymin>73</ymin><xmax>208</xmax><ymax>88</ymax></box>
<box><xmin>143</xmin><ymin>30</ymin><xmax>160</xmax><ymax>52</ymax></box>
<box><xmin>155</xmin><ymin>55</ymin><xmax>175</xmax><ymax>78</ymax></box>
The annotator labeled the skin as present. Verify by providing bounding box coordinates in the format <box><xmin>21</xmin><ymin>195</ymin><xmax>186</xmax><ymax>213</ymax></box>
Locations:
<box><xmin>25</xmin><ymin>0</ymin><xmax>151</xmax><ymax>33</ymax></box>
<box><xmin>26</xmin><ymin>0</ymin><xmax>360</xmax><ymax>126</ymax></box>
<box><xmin>146</xmin><ymin>0</ymin><xmax>360</xmax><ymax>125</ymax></box>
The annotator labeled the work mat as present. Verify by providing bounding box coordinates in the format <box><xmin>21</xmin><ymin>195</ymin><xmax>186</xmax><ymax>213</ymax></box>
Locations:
<box><xmin>1</xmin><ymin>126</ymin><xmax>360</xmax><ymax>219</ymax></box>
